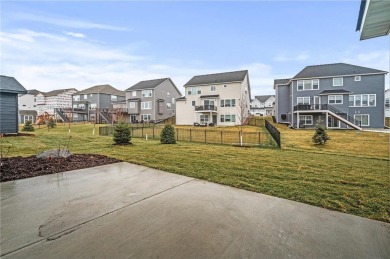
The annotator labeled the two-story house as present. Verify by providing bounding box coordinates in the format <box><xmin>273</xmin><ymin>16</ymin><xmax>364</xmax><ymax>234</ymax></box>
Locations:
<box><xmin>250</xmin><ymin>95</ymin><xmax>275</xmax><ymax>116</ymax></box>
<box><xmin>36</xmin><ymin>88</ymin><xmax>78</xmax><ymax>116</ymax></box>
<box><xmin>18</xmin><ymin>89</ymin><xmax>41</xmax><ymax>123</ymax></box>
<box><xmin>176</xmin><ymin>70</ymin><xmax>251</xmax><ymax>126</ymax></box>
<box><xmin>275</xmin><ymin>63</ymin><xmax>387</xmax><ymax>129</ymax></box>
<box><xmin>124</xmin><ymin>78</ymin><xmax>181</xmax><ymax>123</ymax></box>
<box><xmin>70</xmin><ymin>84</ymin><xmax>125</xmax><ymax>123</ymax></box>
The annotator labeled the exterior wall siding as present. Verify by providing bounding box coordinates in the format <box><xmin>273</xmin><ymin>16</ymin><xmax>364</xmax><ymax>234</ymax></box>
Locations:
<box><xmin>0</xmin><ymin>93</ymin><xmax>18</xmax><ymax>134</ymax></box>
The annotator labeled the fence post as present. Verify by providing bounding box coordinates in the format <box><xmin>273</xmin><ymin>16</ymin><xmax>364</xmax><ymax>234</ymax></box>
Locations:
<box><xmin>258</xmin><ymin>132</ymin><xmax>261</xmax><ymax>145</ymax></box>
<box><xmin>221</xmin><ymin>130</ymin><xmax>223</xmax><ymax>144</ymax></box>
<box><xmin>153</xmin><ymin>127</ymin><xmax>155</xmax><ymax>139</ymax></box>
<box><xmin>190</xmin><ymin>129</ymin><xmax>192</xmax><ymax>142</ymax></box>
<box><xmin>205</xmin><ymin>129</ymin><xmax>207</xmax><ymax>143</ymax></box>
<box><xmin>176</xmin><ymin>128</ymin><xmax>179</xmax><ymax>141</ymax></box>
<box><xmin>142</xmin><ymin>127</ymin><xmax>144</xmax><ymax>138</ymax></box>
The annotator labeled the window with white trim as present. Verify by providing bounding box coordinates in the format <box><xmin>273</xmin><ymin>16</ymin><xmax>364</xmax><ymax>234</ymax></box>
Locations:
<box><xmin>83</xmin><ymin>94</ymin><xmax>87</xmax><ymax>99</ymax></box>
<box><xmin>354</xmin><ymin>114</ymin><xmax>369</xmax><ymax>126</ymax></box>
<box><xmin>349</xmin><ymin>94</ymin><xmax>376</xmax><ymax>107</ymax></box>
<box><xmin>167</xmin><ymin>92</ymin><xmax>170</xmax><ymax>97</ymax></box>
<box><xmin>90</xmin><ymin>103</ymin><xmax>97</xmax><ymax>110</ymax></box>
<box><xmin>192</xmin><ymin>101</ymin><xmax>195</xmax><ymax>106</ymax></box>
<box><xmin>333</xmin><ymin>77</ymin><xmax>343</xmax><ymax>86</ymax></box>
<box><xmin>200</xmin><ymin>114</ymin><xmax>209</xmax><ymax>123</ymax></box>
<box><xmin>297</xmin><ymin>97</ymin><xmax>310</xmax><ymax>105</ymax></box>
<box><xmin>172</xmin><ymin>98</ymin><xmax>175</xmax><ymax>104</ymax></box>
<box><xmin>142</xmin><ymin>90</ymin><xmax>152</xmax><ymax>97</ymax></box>
<box><xmin>73</xmin><ymin>95</ymin><xmax>80</xmax><ymax>101</ymax></box>
<box><xmin>141</xmin><ymin>114</ymin><xmax>151</xmax><ymax>121</ymax></box>
<box><xmin>220</xmin><ymin>99</ymin><xmax>236</xmax><ymax>107</ymax></box>
<box><xmin>188</xmin><ymin>87</ymin><xmax>201</xmax><ymax>95</ymax></box>
<box><xmin>220</xmin><ymin>115</ymin><xmax>236</xmax><ymax>122</ymax></box>
<box><xmin>111</xmin><ymin>95</ymin><xmax>117</xmax><ymax>101</ymax></box>
<box><xmin>129</xmin><ymin>102</ymin><xmax>136</xmax><ymax>109</ymax></box>
<box><xmin>210</xmin><ymin>85</ymin><xmax>216</xmax><ymax>92</ymax></box>
<box><xmin>141</xmin><ymin>101</ymin><xmax>152</xmax><ymax>109</ymax></box>
<box><xmin>132</xmin><ymin>91</ymin><xmax>136</xmax><ymax>97</ymax></box>
<box><xmin>297</xmin><ymin>79</ymin><xmax>319</xmax><ymax>91</ymax></box>
<box><xmin>299</xmin><ymin>115</ymin><xmax>313</xmax><ymax>125</ymax></box>
<box><xmin>385</xmin><ymin>98</ymin><xmax>390</xmax><ymax>108</ymax></box>
<box><xmin>328</xmin><ymin>95</ymin><xmax>343</xmax><ymax>104</ymax></box>
<box><xmin>166</xmin><ymin>103</ymin><xmax>171</xmax><ymax>110</ymax></box>
<box><xmin>354</xmin><ymin>76</ymin><xmax>361</xmax><ymax>81</ymax></box>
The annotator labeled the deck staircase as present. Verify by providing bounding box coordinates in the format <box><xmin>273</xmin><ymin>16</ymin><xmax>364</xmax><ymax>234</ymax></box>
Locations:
<box><xmin>55</xmin><ymin>108</ymin><xmax>70</xmax><ymax>123</ymax></box>
<box><xmin>99</xmin><ymin>109</ymin><xmax>113</xmax><ymax>124</ymax></box>
<box><xmin>294</xmin><ymin>104</ymin><xmax>362</xmax><ymax>130</ymax></box>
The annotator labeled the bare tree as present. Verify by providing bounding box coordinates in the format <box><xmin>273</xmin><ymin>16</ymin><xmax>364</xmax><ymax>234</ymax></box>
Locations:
<box><xmin>235</xmin><ymin>92</ymin><xmax>250</xmax><ymax>146</ymax></box>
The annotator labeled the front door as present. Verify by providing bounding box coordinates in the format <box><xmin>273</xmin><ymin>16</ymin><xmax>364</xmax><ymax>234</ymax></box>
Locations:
<box><xmin>212</xmin><ymin>115</ymin><xmax>217</xmax><ymax>125</ymax></box>
<box><xmin>314</xmin><ymin>96</ymin><xmax>321</xmax><ymax>110</ymax></box>
<box><xmin>130</xmin><ymin>115</ymin><xmax>136</xmax><ymax>123</ymax></box>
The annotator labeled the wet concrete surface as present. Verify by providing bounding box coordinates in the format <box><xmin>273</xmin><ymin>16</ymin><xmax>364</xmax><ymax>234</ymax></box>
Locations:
<box><xmin>1</xmin><ymin>162</ymin><xmax>389</xmax><ymax>258</ymax></box>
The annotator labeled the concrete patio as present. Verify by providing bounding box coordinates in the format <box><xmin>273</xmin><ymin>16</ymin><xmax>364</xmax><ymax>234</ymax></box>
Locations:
<box><xmin>1</xmin><ymin>162</ymin><xmax>389</xmax><ymax>258</ymax></box>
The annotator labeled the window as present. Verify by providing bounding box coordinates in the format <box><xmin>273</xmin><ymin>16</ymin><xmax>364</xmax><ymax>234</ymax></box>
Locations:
<box><xmin>333</xmin><ymin>77</ymin><xmax>343</xmax><ymax>86</ymax></box>
<box><xmin>297</xmin><ymin>79</ymin><xmax>319</xmax><ymax>91</ymax></box>
<box><xmin>220</xmin><ymin>99</ymin><xmax>236</xmax><ymax>107</ymax></box>
<box><xmin>141</xmin><ymin>101</ymin><xmax>152</xmax><ymax>109</ymax></box>
<box><xmin>172</xmin><ymin>98</ymin><xmax>175</xmax><ymax>104</ymax></box>
<box><xmin>188</xmin><ymin>87</ymin><xmax>201</xmax><ymax>95</ymax></box>
<box><xmin>73</xmin><ymin>95</ymin><xmax>80</xmax><ymax>101</ymax></box>
<box><xmin>299</xmin><ymin>115</ymin><xmax>313</xmax><ymax>125</ymax></box>
<box><xmin>132</xmin><ymin>91</ymin><xmax>136</xmax><ymax>97</ymax></box>
<box><xmin>142</xmin><ymin>90</ymin><xmax>152</xmax><ymax>97</ymax></box>
<box><xmin>141</xmin><ymin>114</ymin><xmax>151</xmax><ymax>121</ymax></box>
<box><xmin>192</xmin><ymin>101</ymin><xmax>195</xmax><ymax>106</ymax></box>
<box><xmin>355</xmin><ymin>76</ymin><xmax>361</xmax><ymax>81</ymax></box>
<box><xmin>385</xmin><ymin>98</ymin><xmax>390</xmax><ymax>108</ymax></box>
<box><xmin>129</xmin><ymin>102</ymin><xmax>136</xmax><ymax>109</ymax></box>
<box><xmin>166</xmin><ymin>103</ymin><xmax>171</xmax><ymax>110</ymax></box>
<box><xmin>210</xmin><ymin>85</ymin><xmax>216</xmax><ymax>91</ymax></box>
<box><xmin>167</xmin><ymin>92</ymin><xmax>170</xmax><ymax>97</ymax></box>
<box><xmin>90</xmin><ymin>103</ymin><xmax>97</xmax><ymax>109</ymax></box>
<box><xmin>200</xmin><ymin>114</ymin><xmax>209</xmax><ymax>123</ymax></box>
<box><xmin>220</xmin><ymin>115</ymin><xmax>236</xmax><ymax>123</ymax></box>
<box><xmin>328</xmin><ymin>95</ymin><xmax>343</xmax><ymax>104</ymax></box>
<box><xmin>354</xmin><ymin>114</ymin><xmax>369</xmax><ymax>126</ymax></box>
<box><xmin>90</xmin><ymin>94</ymin><xmax>93</xmax><ymax>97</ymax></box>
<box><xmin>297</xmin><ymin>97</ymin><xmax>310</xmax><ymax>105</ymax></box>
<box><xmin>111</xmin><ymin>95</ymin><xmax>117</xmax><ymax>101</ymax></box>
<box><xmin>172</xmin><ymin>109</ymin><xmax>175</xmax><ymax>114</ymax></box>
<box><xmin>84</xmin><ymin>94</ymin><xmax>87</xmax><ymax>99</ymax></box>
<box><xmin>349</xmin><ymin>94</ymin><xmax>376</xmax><ymax>107</ymax></box>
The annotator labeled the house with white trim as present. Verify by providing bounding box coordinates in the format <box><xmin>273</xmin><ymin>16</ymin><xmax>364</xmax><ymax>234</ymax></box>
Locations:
<box><xmin>274</xmin><ymin>63</ymin><xmax>387</xmax><ymax>129</ymax></box>
<box><xmin>176</xmin><ymin>70</ymin><xmax>251</xmax><ymax>126</ymax></box>
<box><xmin>250</xmin><ymin>95</ymin><xmax>275</xmax><ymax>116</ymax></box>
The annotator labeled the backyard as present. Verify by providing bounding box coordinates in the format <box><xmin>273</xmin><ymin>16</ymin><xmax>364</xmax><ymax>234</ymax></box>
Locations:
<box><xmin>1</xmin><ymin>122</ymin><xmax>388</xmax><ymax>222</ymax></box>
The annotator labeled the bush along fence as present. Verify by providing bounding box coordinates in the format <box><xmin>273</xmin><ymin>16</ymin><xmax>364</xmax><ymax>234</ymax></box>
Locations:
<box><xmin>100</xmin><ymin>126</ymin><xmax>278</xmax><ymax>148</ymax></box>
<box><xmin>265</xmin><ymin>120</ymin><xmax>281</xmax><ymax>148</ymax></box>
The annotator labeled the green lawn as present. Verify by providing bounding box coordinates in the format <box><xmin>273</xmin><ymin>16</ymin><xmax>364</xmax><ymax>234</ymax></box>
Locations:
<box><xmin>1</xmin><ymin>123</ymin><xmax>389</xmax><ymax>222</ymax></box>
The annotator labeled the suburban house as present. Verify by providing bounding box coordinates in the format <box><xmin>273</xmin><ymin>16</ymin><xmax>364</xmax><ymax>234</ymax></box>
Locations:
<box><xmin>176</xmin><ymin>70</ymin><xmax>251</xmax><ymax>126</ymax></box>
<box><xmin>124</xmin><ymin>78</ymin><xmax>181</xmax><ymax>123</ymax></box>
<box><xmin>18</xmin><ymin>89</ymin><xmax>41</xmax><ymax>124</ymax></box>
<box><xmin>385</xmin><ymin>88</ymin><xmax>390</xmax><ymax>118</ymax></box>
<box><xmin>250</xmin><ymin>95</ymin><xmax>275</xmax><ymax>116</ymax></box>
<box><xmin>68</xmin><ymin>84</ymin><xmax>125</xmax><ymax>123</ymax></box>
<box><xmin>0</xmin><ymin>75</ymin><xmax>27</xmax><ymax>134</ymax></box>
<box><xmin>274</xmin><ymin>63</ymin><xmax>387</xmax><ymax>129</ymax></box>
<box><xmin>34</xmin><ymin>88</ymin><xmax>78</xmax><ymax>116</ymax></box>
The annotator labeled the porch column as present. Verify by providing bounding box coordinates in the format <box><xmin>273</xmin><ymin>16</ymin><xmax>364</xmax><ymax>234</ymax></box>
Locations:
<box><xmin>326</xmin><ymin>112</ymin><xmax>328</xmax><ymax>129</ymax></box>
<box><xmin>297</xmin><ymin>112</ymin><xmax>299</xmax><ymax>128</ymax></box>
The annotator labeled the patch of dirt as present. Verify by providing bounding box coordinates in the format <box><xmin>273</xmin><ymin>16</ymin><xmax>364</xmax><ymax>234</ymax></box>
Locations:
<box><xmin>0</xmin><ymin>154</ymin><xmax>122</xmax><ymax>182</ymax></box>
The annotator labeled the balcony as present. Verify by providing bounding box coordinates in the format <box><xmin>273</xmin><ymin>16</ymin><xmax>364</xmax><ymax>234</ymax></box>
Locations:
<box><xmin>195</xmin><ymin>105</ymin><xmax>217</xmax><ymax>112</ymax></box>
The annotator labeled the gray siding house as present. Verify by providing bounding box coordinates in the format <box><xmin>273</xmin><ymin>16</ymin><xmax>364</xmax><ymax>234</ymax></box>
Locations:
<box><xmin>69</xmin><ymin>84</ymin><xmax>125</xmax><ymax>123</ymax></box>
<box><xmin>275</xmin><ymin>63</ymin><xmax>387</xmax><ymax>129</ymax></box>
<box><xmin>124</xmin><ymin>78</ymin><xmax>181</xmax><ymax>122</ymax></box>
<box><xmin>0</xmin><ymin>76</ymin><xmax>27</xmax><ymax>134</ymax></box>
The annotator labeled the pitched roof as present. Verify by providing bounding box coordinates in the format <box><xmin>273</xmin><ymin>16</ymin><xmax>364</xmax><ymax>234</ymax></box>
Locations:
<box><xmin>184</xmin><ymin>70</ymin><xmax>248</xmax><ymax>86</ymax></box>
<box><xmin>319</xmin><ymin>89</ymin><xmax>351</xmax><ymax>95</ymax></box>
<box><xmin>76</xmin><ymin>84</ymin><xmax>125</xmax><ymax>96</ymax></box>
<box><xmin>19</xmin><ymin>110</ymin><xmax>37</xmax><ymax>116</ymax></box>
<box><xmin>126</xmin><ymin>78</ymin><xmax>169</xmax><ymax>91</ymax></box>
<box><xmin>293</xmin><ymin>63</ymin><xmax>387</xmax><ymax>79</ymax></box>
<box><xmin>27</xmin><ymin>89</ymin><xmax>42</xmax><ymax>96</ymax></box>
<box><xmin>44</xmin><ymin>88</ymin><xmax>78</xmax><ymax>97</ymax></box>
<box><xmin>254</xmin><ymin>95</ymin><xmax>274</xmax><ymax>103</ymax></box>
<box><xmin>274</xmin><ymin>78</ymin><xmax>291</xmax><ymax>86</ymax></box>
<box><xmin>0</xmin><ymin>75</ymin><xmax>27</xmax><ymax>94</ymax></box>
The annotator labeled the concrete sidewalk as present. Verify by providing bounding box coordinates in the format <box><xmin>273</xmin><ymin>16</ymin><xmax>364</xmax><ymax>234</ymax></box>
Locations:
<box><xmin>1</xmin><ymin>162</ymin><xmax>389</xmax><ymax>258</ymax></box>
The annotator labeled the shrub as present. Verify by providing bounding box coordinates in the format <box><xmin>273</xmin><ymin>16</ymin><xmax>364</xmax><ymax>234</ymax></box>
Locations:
<box><xmin>46</xmin><ymin>118</ymin><xmax>56</xmax><ymax>128</ymax></box>
<box><xmin>160</xmin><ymin>124</ymin><xmax>176</xmax><ymax>144</ymax></box>
<box><xmin>22</xmin><ymin>121</ymin><xmax>35</xmax><ymax>132</ymax></box>
<box><xmin>113</xmin><ymin>121</ymin><xmax>131</xmax><ymax>145</ymax></box>
<box><xmin>312</xmin><ymin>118</ymin><xmax>330</xmax><ymax>145</ymax></box>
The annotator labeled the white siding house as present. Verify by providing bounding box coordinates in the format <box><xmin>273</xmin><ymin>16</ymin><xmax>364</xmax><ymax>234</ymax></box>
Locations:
<box><xmin>250</xmin><ymin>95</ymin><xmax>275</xmax><ymax>116</ymax></box>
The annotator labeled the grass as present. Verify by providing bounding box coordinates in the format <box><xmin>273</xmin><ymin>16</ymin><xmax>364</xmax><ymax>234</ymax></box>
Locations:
<box><xmin>2</xmin><ymin>123</ymin><xmax>389</xmax><ymax>222</ymax></box>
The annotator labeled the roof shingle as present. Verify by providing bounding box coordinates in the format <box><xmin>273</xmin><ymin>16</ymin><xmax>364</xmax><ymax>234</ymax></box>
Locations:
<box><xmin>126</xmin><ymin>78</ymin><xmax>168</xmax><ymax>91</ymax></box>
<box><xmin>0</xmin><ymin>75</ymin><xmax>27</xmax><ymax>94</ymax></box>
<box><xmin>184</xmin><ymin>70</ymin><xmax>248</xmax><ymax>86</ymax></box>
<box><xmin>76</xmin><ymin>84</ymin><xmax>125</xmax><ymax>96</ymax></box>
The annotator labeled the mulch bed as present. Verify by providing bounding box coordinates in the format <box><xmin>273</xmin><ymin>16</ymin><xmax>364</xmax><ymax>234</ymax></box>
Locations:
<box><xmin>0</xmin><ymin>154</ymin><xmax>122</xmax><ymax>182</ymax></box>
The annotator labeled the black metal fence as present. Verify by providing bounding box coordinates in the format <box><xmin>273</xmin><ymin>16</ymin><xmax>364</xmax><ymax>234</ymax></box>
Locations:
<box><xmin>265</xmin><ymin>120</ymin><xmax>281</xmax><ymax>148</ymax></box>
<box><xmin>100</xmin><ymin>126</ymin><xmax>277</xmax><ymax>147</ymax></box>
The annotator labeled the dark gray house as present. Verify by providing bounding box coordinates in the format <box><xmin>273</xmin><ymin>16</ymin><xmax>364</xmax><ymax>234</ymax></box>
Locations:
<box><xmin>69</xmin><ymin>84</ymin><xmax>125</xmax><ymax>123</ymax></box>
<box><xmin>275</xmin><ymin>63</ymin><xmax>388</xmax><ymax>129</ymax></box>
<box><xmin>124</xmin><ymin>78</ymin><xmax>181</xmax><ymax>122</ymax></box>
<box><xmin>0</xmin><ymin>76</ymin><xmax>27</xmax><ymax>134</ymax></box>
